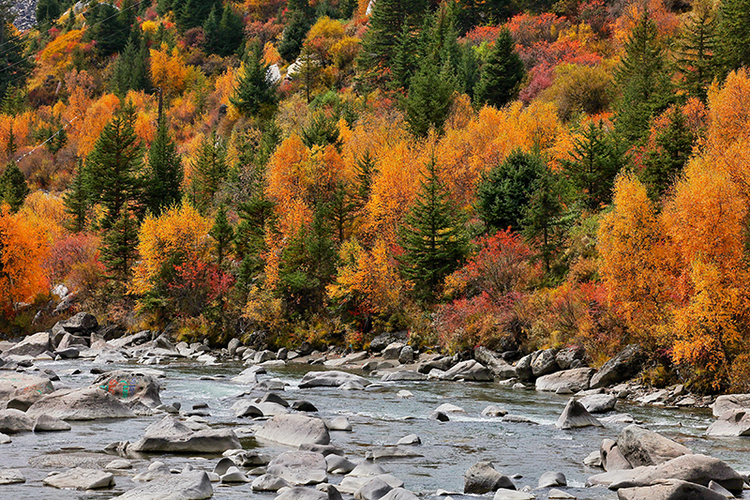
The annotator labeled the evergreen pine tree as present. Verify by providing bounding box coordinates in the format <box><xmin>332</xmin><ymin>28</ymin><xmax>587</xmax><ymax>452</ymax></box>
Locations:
<box><xmin>111</xmin><ymin>30</ymin><xmax>149</xmax><ymax>96</ymax></box>
<box><xmin>0</xmin><ymin>162</ymin><xmax>29</xmax><ymax>212</ymax></box>
<box><xmin>278</xmin><ymin>5</ymin><xmax>312</xmax><ymax>63</ymax></box>
<box><xmin>561</xmin><ymin>122</ymin><xmax>628</xmax><ymax>211</ymax></box>
<box><xmin>614</xmin><ymin>12</ymin><xmax>673</xmax><ymax>145</ymax></box>
<box><xmin>86</xmin><ymin>105</ymin><xmax>143</xmax><ymax>227</ymax></box>
<box><xmin>5</xmin><ymin>124</ymin><xmax>16</xmax><ymax>159</ymax></box>
<box><xmin>675</xmin><ymin>0</ymin><xmax>719</xmax><ymax>100</ymax></box>
<box><xmin>100</xmin><ymin>209</ymin><xmax>139</xmax><ymax>281</ymax></box>
<box><xmin>399</xmin><ymin>158</ymin><xmax>468</xmax><ymax>303</ymax></box>
<box><xmin>178</xmin><ymin>0</ymin><xmax>220</xmax><ymax>31</ymax></box>
<box><xmin>143</xmin><ymin>117</ymin><xmax>182</xmax><ymax>215</ymax></box>
<box><xmin>35</xmin><ymin>0</ymin><xmax>61</xmax><ymax>28</ymax></box>
<box><xmin>302</xmin><ymin>112</ymin><xmax>341</xmax><ymax>149</ymax></box>
<box><xmin>210</xmin><ymin>204</ymin><xmax>234</xmax><ymax>269</ymax></box>
<box><xmin>0</xmin><ymin>1</ymin><xmax>32</xmax><ymax>101</ymax></box>
<box><xmin>476</xmin><ymin>150</ymin><xmax>546</xmax><ymax>232</ymax></box>
<box><xmin>204</xmin><ymin>4</ymin><xmax>244</xmax><ymax>57</ymax></box>
<box><xmin>230</xmin><ymin>44</ymin><xmax>277</xmax><ymax>117</ymax></box>
<box><xmin>405</xmin><ymin>63</ymin><xmax>457</xmax><ymax>137</ymax></box>
<box><xmin>391</xmin><ymin>23</ymin><xmax>420</xmax><ymax>90</ymax></box>
<box><xmin>641</xmin><ymin>107</ymin><xmax>695</xmax><ymax>198</ymax></box>
<box><xmin>64</xmin><ymin>159</ymin><xmax>89</xmax><ymax>232</ymax></box>
<box><xmin>190</xmin><ymin>132</ymin><xmax>227</xmax><ymax>211</ymax></box>
<box><xmin>521</xmin><ymin>167</ymin><xmax>566</xmax><ymax>275</ymax></box>
<box><xmin>474</xmin><ymin>27</ymin><xmax>525</xmax><ymax>109</ymax></box>
<box><xmin>717</xmin><ymin>0</ymin><xmax>750</xmax><ymax>72</ymax></box>
<box><xmin>86</xmin><ymin>2</ymin><xmax>130</xmax><ymax>57</ymax></box>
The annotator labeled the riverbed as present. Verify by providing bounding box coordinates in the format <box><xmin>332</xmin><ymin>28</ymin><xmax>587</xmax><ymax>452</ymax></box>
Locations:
<box><xmin>1</xmin><ymin>358</ymin><xmax>748</xmax><ymax>499</ymax></box>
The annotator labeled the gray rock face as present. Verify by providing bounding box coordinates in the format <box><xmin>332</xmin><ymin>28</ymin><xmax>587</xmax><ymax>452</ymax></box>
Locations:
<box><xmin>274</xmin><ymin>487</ymin><xmax>327</xmax><ymax>500</ymax></box>
<box><xmin>56</xmin><ymin>333</ymin><xmax>89</xmax><ymax>351</ymax></box>
<box><xmin>537</xmin><ymin>471</ymin><xmax>566</xmax><ymax>488</ymax></box>
<box><xmin>580</xmin><ymin>393</ymin><xmax>617</xmax><ymax>413</ymax></box>
<box><xmin>382</xmin><ymin>342</ymin><xmax>405</xmax><ymax>360</ymax></box>
<box><xmin>129</xmin><ymin>416</ymin><xmax>241</xmax><ymax>453</ymax></box>
<box><xmin>382</xmin><ymin>370</ymin><xmax>426</xmax><ymax>382</ymax></box>
<box><xmin>26</xmin><ymin>388</ymin><xmax>134</xmax><ymax>420</ymax></box>
<box><xmin>514</xmin><ymin>354</ymin><xmax>534</xmax><ymax>381</ymax></box>
<box><xmin>266</xmin><ymin>451</ymin><xmax>327</xmax><ymax>485</ymax></box>
<box><xmin>590</xmin><ymin>345</ymin><xmax>645</xmax><ymax>388</ymax></box>
<box><xmin>464</xmin><ymin>461</ymin><xmax>515</xmax><ymax>494</ymax></box>
<box><xmin>398</xmin><ymin>346</ymin><xmax>415</xmax><ymax>364</ymax></box>
<box><xmin>535</xmin><ymin>368</ymin><xmax>594</xmax><ymax>393</ymax></box>
<box><xmin>440</xmin><ymin>360</ymin><xmax>493</xmax><ymax>382</ymax></box>
<box><xmin>609</xmin><ymin>454</ymin><xmax>745</xmax><ymax>495</ymax></box>
<box><xmin>712</xmin><ymin>394</ymin><xmax>750</xmax><ymax>418</ymax></box>
<box><xmin>91</xmin><ymin>370</ymin><xmax>162</xmax><ymax>408</ymax></box>
<box><xmin>0</xmin><ymin>372</ymin><xmax>55</xmax><ymax>401</ymax></box>
<box><xmin>531</xmin><ymin>348</ymin><xmax>559</xmax><ymax>377</ymax></box>
<box><xmin>255</xmin><ymin>414</ymin><xmax>330</xmax><ymax>447</ymax></box>
<box><xmin>252</xmin><ymin>474</ymin><xmax>290</xmax><ymax>491</ymax></box>
<box><xmin>57</xmin><ymin>312</ymin><xmax>99</xmax><ymax>333</ymax></box>
<box><xmin>0</xmin><ymin>469</ymin><xmax>25</xmax><ymax>485</ymax></box>
<box><xmin>33</xmin><ymin>414</ymin><xmax>71</xmax><ymax>432</ymax></box>
<box><xmin>474</xmin><ymin>347</ymin><xmax>517</xmax><ymax>379</ymax></box>
<box><xmin>0</xmin><ymin>409</ymin><xmax>33</xmax><ymax>433</ymax></box>
<box><xmin>356</xmin><ymin>476</ymin><xmax>393</xmax><ymax>500</ymax></box>
<box><xmin>380</xmin><ymin>488</ymin><xmax>419</xmax><ymax>500</ymax></box>
<box><xmin>601</xmin><ymin>439</ymin><xmax>633</xmax><ymax>472</ymax></box>
<box><xmin>617</xmin><ymin>425</ymin><xmax>691</xmax><ymax>467</ymax></box>
<box><xmin>369</xmin><ymin>332</ymin><xmax>408</xmax><ymax>353</ymax></box>
<box><xmin>327</xmin><ymin>455</ymin><xmax>356</xmax><ymax>474</ymax></box>
<box><xmin>299</xmin><ymin>371</ymin><xmax>371</xmax><ymax>389</ymax></box>
<box><xmin>417</xmin><ymin>355</ymin><xmax>453</xmax><ymax>374</ymax></box>
<box><xmin>555</xmin><ymin>398</ymin><xmax>603</xmax><ymax>429</ymax></box>
<box><xmin>117</xmin><ymin>470</ymin><xmax>213</xmax><ymax>499</ymax></box>
<box><xmin>5</xmin><ymin>331</ymin><xmax>51</xmax><ymax>357</ymax></box>
<box><xmin>707</xmin><ymin>409</ymin><xmax>750</xmax><ymax>436</ymax></box>
<box><xmin>616</xmin><ymin>479</ymin><xmax>729</xmax><ymax>500</ymax></box>
<box><xmin>43</xmin><ymin>468</ymin><xmax>114</xmax><ymax>490</ymax></box>
<box><xmin>555</xmin><ymin>346</ymin><xmax>586</xmax><ymax>370</ymax></box>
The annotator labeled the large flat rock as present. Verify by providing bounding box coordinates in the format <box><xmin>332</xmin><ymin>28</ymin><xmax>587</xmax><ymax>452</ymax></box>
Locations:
<box><xmin>116</xmin><ymin>470</ymin><xmax>213</xmax><ymax>499</ymax></box>
<box><xmin>536</xmin><ymin>368</ymin><xmax>594</xmax><ymax>393</ymax></box>
<box><xmin>0</xmin><ymin>372</ymin><xmax>54</xmax><ymax>401</ymax></box>
<box><xmin>129</xmin><ymin>416</ymin><xmax>240</xmax><ymax>453</ymax></box>
<box><xmin>27</xmin><ymin>387</ymin><xmax>135</xmax><ymax>420</ymax></box>
<box><xmin>256</xmin><ymin>414</ymin><xmax>330</xmax><ymax>447</ymax></box>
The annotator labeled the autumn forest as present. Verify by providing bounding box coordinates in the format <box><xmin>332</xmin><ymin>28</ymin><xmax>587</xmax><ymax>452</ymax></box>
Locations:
<box><xmin>0</xmin><ymin>0</ymin><xmax>749</xmax><ymax>392</ymax></box>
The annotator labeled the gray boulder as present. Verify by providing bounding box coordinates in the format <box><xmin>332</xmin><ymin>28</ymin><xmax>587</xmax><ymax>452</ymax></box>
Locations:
<box><xmin>33</xmin><ymin>414</ymin><xmax>71</xmax><ymax>432</ymax></box>
<box><xmin>5</xmin><ymin>331</ymin><xmax>51</xmax><ymax>357</ymax></box>
<box><xmin>91</xmin><ymin>370</ymin><xmax>162</xmax><ymax>408</ymax></box>
<box><xmin>417</xmin><ymin>355</ymin><xmax>453</xmax><ymax>374</ymax></box>
<box><xmin>252</xmin><ymin>474</ymin><xmax>290</xmax><ymax>491</ymax></box>
<box><xmin>601</xmin><ymin>439</ymin><xmax>633</xmax><ymax>472</ymax></box>
<box><xmin>0</xmin><ymin>409</ymin><xmax>33</xmax><ymax>433</ymax></box>
<box><xmin>556</xmin><ymin>398</ymin><xmax>603</xmax><ymax>429</ymax></box>
<box><xmin>493</xmin><ymin>489</ymin><xmax>536</xmax><ymax>500</ymax></box>
<box><xmin>535</xmin><ymin>368</ymin><xmax>594</xmax><ymax>393</ymax></box>
<box><xmin>274</xmin><ymin>487</ymin><xmax>327</xmax><ymax>500</ymax></box>
<box><xmin>381</xmin><ymin>370</ymin><xmax>426</xmax><ymax>382</ymax></box>
<box><xmin>380</xmin><ymin>488</ymin><xmax>419</xmax><ymax>500</ymax></box>
<box><xmin>43</xmin><ymin>468</ymin><xmax>114</xmax><ymax>490</ymax></box>
<box><xmin>299</xmin><ymin>371</ymin><xmax>371</xmax><ymax>389</ymax></box>
<box><xmin>531</xmin><ymin>348</ymin><xmax>559</xmax><ymax>377</ymax></box>
<box><xmin>0</xmin><ymin>372</ymin><xmax>55</xmax><ymax>400</ymax></box>
<box><xmin>220</xmin><ymin>466</ymin><xmax>249</xmax><ymax>483</ymax></box>
<box><xmin>326</xmin><ymin>455</ymin><xmax>356</xmax><ymax>474</ymax></box>
<box><xmin>712</xmin><ymin>394</ymin><xmax>750</xmax><ymax>418</ymax></box>
<box><xmin>355</xmin><ymin>476</ymin><xmax>393</xmax><ymax>500</ymax></box>
<box><xmin>255</xmin><ymin>414</ymin><xmax>330</xmax><ymax>447</ymax></box>
<box><xmin>707</xmin><ymin>408</ymin><xmax>750</xmax><ymax>436</ymax></box>
<box><xmin>464</xmin><ymin>461</ymin><xmax>515</xmax><ymax>494</ymax></box>
<box><xmin>617</xmin><ymin>425</ymin><xmax>691</xmax><ymax>467</ymax></box>
<box><xmin>514</xmin><ymin>353</ymin><xmax>535</xmax><ymax>381</ymax></box>
<box><xmin>617</xmin><ymin>479</ymin><xmax>728</xmax><ymax>500</ymax></box>
<box><xmin>382</xmin><ymin>342</ymin><xmax>405</xmax><ymax>360</ymax></box>
<box><xmin>590</xmin><ymin>345</ymin><xmax>645</xmax><ymax>388</ymax></box>
<box><xmin>56</xmin><ymin>332</ymin><xmax>89</xmax><ymax>351</ymax></box>
<box><xmin>555</xmin><ymin>346</ymin><xmax>586</xmax><ymax>369</ymax></box>
<box><xmin>129</xmin><ymin>416</ymin><xmax>241</xmax><ymax>453</ymax></box>
<box><xmin>26</xmin><ymin>388</ymin><xmax>134</xmax><ymax>420</ymax></box>
<box><xmin>326</xmin><ymin>416</ymin><xmax>352</xmax><ymax>431</ymax></box>
<box><xmin>117</xmin><ymin>470</ymin><xmax>213</xmax><ymax>499</ymax></box>
<box><xmin>398</xmin><ymin>346</ymin><xmax>414</xmax><ymax>364</ymax></box>
<box><xmin>267</xmin><ymin>451</ymin><xmax>327</xmax><ymax>485</ymax></box>
<box><xmin>482</xmin><ymin>405</ymin><xmax>508</xmax><ymax>417</ymax></box>
<box><xmin>538</xmin><ymin>471</ymin><xmax>566</xmax><ymax>488</ymax></box>
<box><xmin>57</xmin><ymin>312</ymin><xmax>98</xmax><ymax>333</ymax></box>
<box><xmin>474</xmin><ymin>347</ymin><xmax>517</xmax><ymax>379</ymax></box>
<box><xmin>440</xmin><ymin>360</ymin><xmax>493</xmax><ymax>382</ymax></box>
<box><xmin>580</xmin><ymin>393</ymin><xmax>617</xmax><ymax>413</ymax></box>
<box><xmin>0</xmin><ymin>469</ymin><xmax>24</xmax><ymax>484</ymax></box>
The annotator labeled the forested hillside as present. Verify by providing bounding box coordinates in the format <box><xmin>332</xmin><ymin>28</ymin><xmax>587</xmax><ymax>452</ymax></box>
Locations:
<box><xmin>1</xmin><ymin>0</ymin><xmax>749</xmax><ymax>392</ymax></box>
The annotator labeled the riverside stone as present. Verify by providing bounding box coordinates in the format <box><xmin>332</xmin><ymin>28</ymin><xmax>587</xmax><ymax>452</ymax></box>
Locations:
<box><xmin>0</xmin><ymin>469</ymin><xmax>25</xmax><ymax>484</ymax></box>
<box><xmin>91</xmin><ymin>370</ymin><xmax>162</xmax><ymax>408</ymax></box>
<box><xmin>706</xmin><ymin>409</ymin><xmax>750</xmax><ymax>437</ymax></box>
<box><xmin>255</xmin><ymin>414</ymin><xmax>330</xmax><ymax>447</ymax></box>
<box><xmin>440</xmin><ymin>360</ymin><xmax>493</xmax><ymax>381</ymax></box>
<box><xmin>616</xmin><ymin>478</ymin><xmax>728</xmax><ymax>500</ymax></box>
<box><xmin>0</xmin><ymin>372</ymin><xmax>54</xmax><ymax>400</ymax></box>
<box><xmin>274</xmin><ymin>487</ymin><xmax>327</xmax><ymax>500</ymax></box>
<box><xmin>617</xmin><ymin>425</ymin><xmax>691</xmax><ymax>467</ymax></box>
<box><xmin>556</xmin><ymin>398</ymin><xmax>603</xmax><ymax>429</ymax></box>
<box><xmin>712</xmin><ymin>394</ymin><xmax>750</xmax><ymax>418</ymax></box>
<box><xmin>0</xmin><ymin>409</ymin><xmax>33</xmax><ymax>433</ymax></box>
<box><xmin>26</xmin><ymin>387</ymin><xmax>135</xmax><ymax>420</ymax></box>
<box><xmin>536</xmin><ymin>368</ymin><xmax>594</xmax><ymax>393</ymax></box>
<box><xmin>117</xmin><ymin>470</ymin><xmax>213</xmax><ymax>499</ymax></box>
<box><xmin>252</xmin><ymin>474</ymin><xmax>290</xmax><ymax>491</ymax></box>
<box><xmin>299</xmin><ymin>371</ymin><xmax>371</xmax><ymax>389</ymax></box>
<box><xmin>590</xmin><ymin>345</ymin><xmax>645</xmax><ymax>389</ymax></box>
<box><xmin>538</xmin><ymin>471</ymin><xmax>566</xmax><ymax>488</ymax></box>
<box><xmin>475</xmin><ymin>347</ymin><xmax>517</xmax><ymax>379</ymax></box>
<box><xmin>266</xmin><ymin>451</ymin><xmax>327</xmax><ymax>485</ymax></box>
<box><xmin>129</xmin><ymin>416</ymin><xmax>241</xmax><ymax>453</ymax></box>
<box><xmin>464</xmin><ymin>461</ymin><xmax>515</xmax><ymax>494</ymax></box>
<box><xmin>43</xmin><ymin>468</ymin><xmax>115</xmax><ymax>490</ymax></box>
<box><xmin>531</xmin><ymin>348</ymin><xmax>560</xmax><ymax>377</ymax></box>
<box><xmin>33</xmin><ymin>414</ymin><xmax>71</xmax><ymax>432</ymax></box>
<box><xmin>601</xmin><ymin>439</ymin><xmax>633</xmax><ymax>472</ymax></box>
<box><xmin>580</xmin><ymin>393</ymin><xmax>617</xmax><ymax>413</ymax></box>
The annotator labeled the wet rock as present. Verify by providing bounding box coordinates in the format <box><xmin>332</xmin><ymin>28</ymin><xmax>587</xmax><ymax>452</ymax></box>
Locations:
<box><xmin>132</xmin><ymin>461</ymin><xmax>171</xmax><ymax>481</ymax></box>
<box><xmin>267</xmin><ymin>451</ymin><xmax>327</xmax><ymax>485</ymax></box>
<box><xmin>707</xmin><ymin>409</ymin><xmax>750</xmax><ymax>437</ymax></box>
<box><xmin>616</xmin><ymin>478</ymin><xmax>728</xmax><ymax>500</ymax></box>
<box><xmin>0</xmin><ymin>409</ymin><xmax>33</xmax><ymax>433</ymax></box>
<box><xmin>712</xmin><ymin>394</ymin><xmax>750</xmax><ymax>418</ymax></box>
<box><xmin>221</xmin><ymin>466</ymin><xmax>249</xmax><ymax>483</ymax></box>
<box><xmin>600</xmin><ymin>413</ymin><xmax>636</xmax><ymax>425</ymax></box>
<box><xmin>536</xmin><ymin>368</ymin><xmax>594</xmax><ymax>393</ymax></box>
<box><xmin>440</xmin><ymin>360</ymin><xmax>493</xmax><ymax>382</ymax></box>
<box><xmin>617</xmin><ymin>425</ymin><xmax>691</xmax><ymax>467</ymax></box>
<box><xmin>464</xmin><ymin>461</ymin><xmax>515</xmax><ymax>494</ymax></box>
<box><xmin>33</xmin><ymin>414</ymin><xmax>71</xmax><ymax>432</ymax></box>
<box><xmin>609</xmin><ymin>454</ymin><xmax>744</xmax><ymax>495</ymax></box>
<box><xmin>129</xmin><ymin>415</ymin><xmax>241</xmax><ymax>453</ymax></box>
<box><xmin>274</xmin><ymin>486</ymin><xmax>327</xmax><ymax>500</ymax></box>
<box><xmin>475</xmin><ymin>347</ymin><xmax>517</xmax><ymax>379</ymax></box>
<box><xmin>118</xmin><ymin>470</ymin><xmax>213</xmax><ymax>499</ymax></box>
<box><xmin>531</xmin><ymin>348</ymin><xmax>559</xmax><ymax>377</ymax></box>
<box><xmin>366</xmin><ymin>446</ymin><xmax>424</xmax><ymax>460</ymax></box>
<box><xmin>381</xmin><ymin>371</ymin><xmax>426</xmax><ymax>382</ymax></box>
<box><xmin>326</xmin><ymin>416</ymin><xmax>352</xmax><ymax>431</ymax></box>
<box><xmin>502</xmin><ymin>414</ymin><xmax>537</xmax><ymax>424</ymax></box>
<box><xmin>232</xmin><ymin>400</ymin><xmax>263</xmax><ymax>418</ymax></box>
<box><xmin>580</xmin><ymin>393</ymin><xmax>617</xmax><ymax>413</ymax></box>
<box><xmin>380</xmin><ymin>488</ymin><xmax>419</xmax><ymax>500</ymax></box>
<box><xmin>481</xmin><ymin>405</ymin><xmax>508</xmax><ymax>417</ymax></box>
<box><xmin>5</xmin><ymin>331</ymin><xmax>51</xmax><ymax>357</ymax></box>
<box><xmin>601</xmin><ymin>439</ymin><xmax>633</xmax><ymax>472</ymax></box>
<box><xmin>493</xmin><ymin>489</ymin><xmax>535</xmax><ymax>500</ymax></box>
<box><xmin>213</xmin><ymin>457</ymin><xmax>236</xmax><ymax>476</ymax></box>
<box><xmin>91</xmin><ymin>370</ymin><xmax>162</xmax><ymax>408</ymax></box>
<box><xmin>590</xmin><ymin>345</ymin><xmax>645</xmax><ymax>389</ymax></box>
<box><xmin>584</xmin><ymin>450</ymin><xmax>602</xmax><ymax>468</ymax></box>
<box><xmin>252</xmin><ymin>473</ymin><xmax>290</xmax><ymax>491</ymax></box>
<box><xmin>298</xmin><ymin>443</ymin><xmax>344</xmax><ymax>456</ymax></box>
<box><xmin>0</xmin><ymin>469</ymin><xmax>24</xmax><ymax>484</ymax></box>
<box><xmin>27</xmin><ymin>388</ymin><xmax>134</xmax><ymax>420</ymax></box>
<box><xmin>548</xmin><ymin>488</ymin><xmax>576</xmax><ymax>499</ymax></box>
<box><xmin>255</xmin><ymin>401</ymin><xmax>289</xmax><ymax>417</ymax></box>
<box><xmin>293</xmin><ymin>401</ymin><xmax>318</xmax><ymax>412</ymax></box>
<box><xmin>299</xmin><ymin>371</ymin><xmax>371</xmax><ymax>389</ymax></box>
<box><xmin>43</xmin><ymin>468</ymin><xmax>114</xmax><ymax>490</ymax></box>
<box><xmin>396</xmin><ymin>390</ymin><xmax>413</xmax><ymax>398</ymax></box>
<box><xmin>555</xmin><ymin>398</ymin><xmax>603</xmax><ymax>429</ymax></box>
<box><xmin>326</xmin><ymin>455</ymin><xmax>355</xmax><ymax>474</ymax></box>
<box><xmin>396</xmin><ymin>434</ymin><xmax>421</xmax><ymax>446</ymax></box>
<box><xmin>537</xmin><ymin>471</ymin><xmax>566</xmax><ymax>488</ymax></box>
<box><xmin>105</xmin><ymin>459</ymin><xmax>133</xmax><ymax>470</ymax></box>
<box><xmin>256</xmin><ymin>414</ymin><xmax>330</xmax><ymax>447</ymax></box>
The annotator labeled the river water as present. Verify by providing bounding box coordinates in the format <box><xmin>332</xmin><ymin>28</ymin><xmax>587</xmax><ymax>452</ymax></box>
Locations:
<box><xmin>2</xmin><ymin>358</ymin><xmax>749</xmax><ymax>499</ymax></box>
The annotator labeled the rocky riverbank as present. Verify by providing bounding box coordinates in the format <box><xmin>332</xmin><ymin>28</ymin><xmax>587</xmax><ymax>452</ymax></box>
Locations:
<box><xmin>0</xmin><ymin>314</ymin><xmax>748</xmax><ymax>499</ymax></box>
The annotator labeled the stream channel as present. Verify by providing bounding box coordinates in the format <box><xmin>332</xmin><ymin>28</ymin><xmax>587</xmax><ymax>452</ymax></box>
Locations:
<box><xmin>1</xmin><ymin>358</ymin><xmax>749</xmax><ymax>499</ymax></box>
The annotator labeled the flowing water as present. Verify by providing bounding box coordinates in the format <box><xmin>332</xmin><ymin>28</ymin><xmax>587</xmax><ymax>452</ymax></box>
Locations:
<box><xmin>2</xmin><ymin>358</ymin><xmax>749</xmax><ymax>499</ymax></box>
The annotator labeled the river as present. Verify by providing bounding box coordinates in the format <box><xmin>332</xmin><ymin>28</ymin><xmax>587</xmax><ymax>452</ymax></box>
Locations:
<box><xmin>1</xmin><ymin>358</ymin><xmax>748</xmax><ymax>499</ymax></box>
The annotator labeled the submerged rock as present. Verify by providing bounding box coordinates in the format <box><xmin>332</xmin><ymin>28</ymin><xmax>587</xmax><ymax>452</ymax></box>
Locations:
<box><xmin>267</xmin><ymin>451</ymin><xmax>327</xmax><ymax>485</ymax></box>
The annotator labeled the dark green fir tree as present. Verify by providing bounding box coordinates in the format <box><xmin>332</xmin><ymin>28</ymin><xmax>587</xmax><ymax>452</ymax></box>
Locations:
<box><xmin>399</xmin><ymin>158</ymin><xmax>468</xmax><ymax>303</ymax></box>
<box><xmin>210</xmin><ymin>204</ymin><xmax>234</xmax><ymax>269</ymax></box>
<box><xmin>203</xmin><ymin>4</ymin><xmax>244</xmax><ymax>57</ymax></box>
<box><xmin>63</xmin><ymin>159</ymin><xmax>89</xmax><ymax>232</ymax></box>
<box><xmin>405</xmin><ymin>63</ymin><xmax>457</xmax><ymax>137</ymax></box>
<box><xmin>641</xmin><ymin>107</ymin><xmax>695</xmax><ymax>198</ymax></box>
<box><xmin>143</xmin><ymin>117</ymin><xmax>183</xmax><ymax>215</ymax></box>
<box><xmin>111</xmin><ymin>30</ymin><xmax>149</xmax><ymax>96</ymax></box>
<box><xmin>474</xmin><ymin>27</ymin><xmax>526</xmax><ymax>109</ymax></box>
<box><xmin>0</xmin><ymin>162</ymin><xmax>29</xmax><ymax>212</ymax></box>
<box><xmin>521</xmin><ymin>167</ymin><xmax>567</xmax><ymax>276</ymax></box>
<box><xmin>189</xmin><ymin>132</ymin><xmax>227</xmax><ymax>211</ymax></box>
<box><xmin>717</xmin><ymin>0</ymin><xmax>750</xmax><ymax>73</ymax></box>
<box><xmin>675</xmin><ymin>0</ymin><xmax>719</xmax><ymax>100</ymax></box>
<box><xmin>230</xmin><ymin>44</ymin><xmax>277</xmax><ymax>118</ymax></box>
